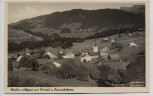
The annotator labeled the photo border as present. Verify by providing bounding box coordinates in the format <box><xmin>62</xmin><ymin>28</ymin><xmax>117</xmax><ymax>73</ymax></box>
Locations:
<box><xmin>4</xmin><ymin>0</ymin><xmax>150</xmax><ymax>93</ymax></box>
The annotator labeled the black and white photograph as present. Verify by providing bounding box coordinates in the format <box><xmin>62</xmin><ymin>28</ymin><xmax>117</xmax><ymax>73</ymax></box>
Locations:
<box><xmin>4</xmin><ymin>0</ymin><xmax>150</xmax><ymax>93</ymax></box>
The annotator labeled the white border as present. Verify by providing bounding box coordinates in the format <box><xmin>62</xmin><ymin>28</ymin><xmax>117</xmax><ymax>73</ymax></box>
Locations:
<box><xmin>0</xmin><ymin>0</ymin><xmax>152</xmax><ymax>96</ymax></box>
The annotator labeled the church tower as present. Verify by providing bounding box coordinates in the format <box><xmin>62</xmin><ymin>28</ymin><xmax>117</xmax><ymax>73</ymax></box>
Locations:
<box><xmin>93</xmin><ymin>40</ymin><xmax>98</xmax><ymax>52</ymax></box>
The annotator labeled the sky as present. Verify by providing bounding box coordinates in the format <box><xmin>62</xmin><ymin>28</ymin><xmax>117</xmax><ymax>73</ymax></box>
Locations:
<box><xmin>8</xmin><ymin>3</ymin><xmax>144</xmax><ymax>24</ymax></box>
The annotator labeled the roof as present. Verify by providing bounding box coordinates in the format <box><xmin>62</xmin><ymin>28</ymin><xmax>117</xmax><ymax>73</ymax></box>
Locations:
<box><xmin>100</xmin><ymin>52</ymin><xmax>109</xmax><ymax>56</ymax></box>
<box><xmin>89</xmin><ymin>52</ymin><xmax>99</xmax><ymax>56</ymax></box>
<box><xmin>44</xmin><ymin>51</ymin><xmax>57</xmax><ymax>58</ymax></box>
<box><xmin>81</xmin><ymin>54</ymin><xmax>91</xmax><ymax>58</ymax></box>
<box><xmin>110</xmin><ymin>54</ymin><xmax>120</xmax><ymax>58</ymax></box>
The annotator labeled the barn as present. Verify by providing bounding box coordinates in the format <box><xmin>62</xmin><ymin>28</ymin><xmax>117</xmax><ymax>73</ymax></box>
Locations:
<box><xmin>110</xmin><ymin>54</ymin><xmax>120</xmax><ymax>60</ymax></box>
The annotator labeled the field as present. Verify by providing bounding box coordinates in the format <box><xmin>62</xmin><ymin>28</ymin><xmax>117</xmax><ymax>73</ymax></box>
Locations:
<box><xmin>8</xmin><ymin>70</ymin><xmax>97</xmax><ymax>87</ymax></box>
<box><xmin>8</xmin><ymin>28</ymin><xmax>43</xmax><ymax>43</ymax></box>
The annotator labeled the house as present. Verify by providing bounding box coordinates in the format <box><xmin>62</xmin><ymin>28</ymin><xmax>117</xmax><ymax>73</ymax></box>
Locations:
<box><xmin>43</xmin><ymin>51</ymin><xmax>58</xmax><ymax>59</ymax></box>
<box><xmin>63</xmin><ymin>52</ymin><xmax>75</xmax><ymax>58</ymax></box>
<box><xmin>128</xmin><ymin>33</ymin><xmax>133</xmax><ymax>36</ymax></box>
<box><xmin>81</xmin><ymin>54</ymin><xmax>92</xmax><ymax>62</ymax></box>
<box><xmin>75</xmin><ymin>52</ymin><xmax>82</xmax><ymax>57</ymax></box>
<box><xmin>111</xmin><ymin>39</ymin><xmax>115</xmax><ymax>43</ymax></box>
<box><xmin>103</xmin><ymin>38</ymin><xmax>109</xmax><ymax>42</ymax></box>
<box><xmin>110</xmin><ymin>54</ymin><xmax>120</xmax><ymax>60</ymax></box>
<box><xmin>100</xmin><ymin>47</ymin><xmax>110</xmax><ymax>53</ymax></box>
<box><xmin>53</xmin><ymin>61</ymin><xmax>61</xmax><ymax>68</ymax></box>
<box><xmin>129</xmin><ymin>42</ymin><xmax>138</xmax><ymax>47</ymax></box>
<box><xmin>89</xmin><ymin>52</ymin><xmax>99</xmax><ymax>59</ymax></box>
<box><xmin>100</xmin><ymin>52</ymin><xmax>109</xmax><ymax>60</ymax></box>
<box><xmin>16</xmin><ymin>56</ymin><xmax>23</xmax><ymax>61</ymax></box>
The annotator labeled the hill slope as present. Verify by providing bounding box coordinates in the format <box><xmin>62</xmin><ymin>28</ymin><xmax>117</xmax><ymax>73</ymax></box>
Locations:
<box><xmin>9</xmin><ymin>8</ymin><xmax>145</xmax><ymax>39</ymax></box>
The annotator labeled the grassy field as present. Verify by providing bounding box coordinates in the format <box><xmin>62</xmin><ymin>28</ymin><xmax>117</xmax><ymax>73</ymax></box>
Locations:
<box><xmin>8</xmin><ymin>70</ymin><xmax>97</xmax><ymax>87</ymax></box>
<box><xmin>8</xmin><ymin>28</ymin><xmax>43</xmax><ymax>43</ymax></box>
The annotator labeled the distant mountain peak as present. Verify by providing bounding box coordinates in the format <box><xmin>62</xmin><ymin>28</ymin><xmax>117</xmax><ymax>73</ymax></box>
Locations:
<box><xmin>119</xmin><ymin>5</ymin><xmax>145</xmax><ymax>16</ymax></box>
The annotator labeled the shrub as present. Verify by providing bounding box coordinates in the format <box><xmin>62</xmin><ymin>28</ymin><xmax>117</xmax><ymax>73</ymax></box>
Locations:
<box><xmin>118</xmin><ymin>70</ymin><xmax>130</xmax><ymax>83</ymax></box>
<box><xmin>38</xmin><ymin>62</ymin><xmax>57</xmax><ymax>76</ymax></box>
<box><xmin>59</xmin><ymin>59</ymin><xmax>79</xmax><ymax>79</ymax></box>
<box><xmin>30</xmin><ymin>50</ymin><xmax>36</xmax><ymax>55</ymax></box>
<box><xmin>107</xmin><ymin>70</ymin><xmax>122</xmax><ymax>84</ymax></box>
<box><xmin>60</xmin><ymin>28</ymin><xmax>71</xmax><ymax>33</ymax></box>
<box><xmin>90</xmin><ymin>69</ymin><xmax>100</xmax><ymax>80</ymax></box>
<box><xmin>18</xmin><ymin>56</ymin><xmax>39</xmax><ymax>70</ymax></box>
<box><xmin>111</xmin><ymin>42</ymin><xmax>123</xmax><ymax>51</ymax></box>
<box><xmin>18</xmin><ymin>56</ymin><xmax>29</xmax><ymax>69</ymax></box>
<box><xmin>98</xmin><ymin>65</ymin><xmax>112</xmax><ymax>80</ymax></box>
<box><xmin>29</xmin><ymin>57</ymin><xmax>39</xmax><ymax>70</ymax></box>
<box><xmin>77</xmin><ymin>64</ymin><xmax>89</xmax><ymax>82</ymax></box>
<box><xmin>37</xmin><ymin>49</ymin><xmax>46</xmax><ymax>59</ymax></box>
<box><xmin>8</xmin><ymin>74</ymin><xmax>55</xmax><ymax>87</ymax></box>
<box><xmin>43</xmin><ymin>54</ymin><xmax>50</xmax><ymax>59</ymax></box>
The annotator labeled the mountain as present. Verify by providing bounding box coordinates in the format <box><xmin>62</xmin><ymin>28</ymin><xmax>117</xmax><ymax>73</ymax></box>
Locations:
<box><xmin>9</xmin><ymin>8</ymin><xmax>145</xmax><ymax>39</ymax></box>
<box><xmin>119</xmin><ymin>5</ymin><xmax>145</xmax><ymax>17</ymax></box>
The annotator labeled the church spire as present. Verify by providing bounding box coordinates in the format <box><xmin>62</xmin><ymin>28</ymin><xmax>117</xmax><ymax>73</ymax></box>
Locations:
<box><xmin>93</xmin><ymin>39</ymin><xmax>98</xmax><ymax>52</ymax></box>
<box><xmin>94</xmin><ymin>39</ymin><xmax>97</xmax><ymax>46</ymax></box>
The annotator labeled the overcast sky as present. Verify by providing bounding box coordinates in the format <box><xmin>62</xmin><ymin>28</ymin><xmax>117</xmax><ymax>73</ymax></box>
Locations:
<box><xmin>8</xmin><ymin>3</ymin><xmax>144</xmax><ymax>24</ymax></box>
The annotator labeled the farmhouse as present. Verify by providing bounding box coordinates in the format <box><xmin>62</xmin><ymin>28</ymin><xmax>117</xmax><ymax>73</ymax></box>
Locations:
<box><xmin>63</xmin><ymin>52</ymin><xmax>75</xmax><ymax>58</ymax></box>
<box><xmin>110</xmin><ymin>54</ymin><xmax>120</xmax><ymax>60</ymax></box>
<box><xmin>16</xmin><ymin>56</ymin><xmax>23</xmax><ymax>61</ymax></box>
<box><xmin>103</xmin><ymin>38</ymin><xmax>109</xmax><ymax>42</ymax></box>
<box><xmin>128</xmin><ymin>33</ymin><xmax>133</xmax><ymax>36</ymax></box>
<box><xmin>100</xmin><ymin>47</ymin><xmax>110</xmax><ymax>53</ymax></box>
<box><xmin>43</xmin><ymin>51</ymin><xmax>58</xmax><ymax>59</ymax></box>
<box><xmin>53</xmin><ymin>61</ymin><xmax>61</xmax><ymax>68</ymax></box>
<box><xmin>100</xmin><ymin>52</ymin><xmax>109</xmax><ymax>60</ymax></box>
<box><xmin>111</xmin><ymin>39</ymin><xmax>115</xmax><ymax>43</ymax></box>
<box><xmin>89</xmin><ymin>52</ymin><xmax>99</xmax><ymax>59</ymax></box>
<box><xmin>81</xmin><ymin>54</ymin><xmax>92</xmax><ymax>62</ymax></box>
<box><xmin>129</xmin><ymin>42</ymin><xmax>138</xmax><ymax>47</ymax></box>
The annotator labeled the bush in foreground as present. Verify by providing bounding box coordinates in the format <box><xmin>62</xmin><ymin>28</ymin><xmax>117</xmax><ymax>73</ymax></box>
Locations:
<box><xmin>8</xmin><ymin>74</ymin><xmax>55</xmax><ymax>87</ymax></box>
<box><xmin>77</xmin><ymin>64</ymin><xmax>89</xmax><ymax>81</ymax></box>
<box><xmin>59</xmin><ymin>59</ymin><xmax>79</xmax><ymax>79</ymax></box>
<box><xmin>38</xmin><ymin>62</ymin><xmax>57</xmax><ymax>76</ymax></box>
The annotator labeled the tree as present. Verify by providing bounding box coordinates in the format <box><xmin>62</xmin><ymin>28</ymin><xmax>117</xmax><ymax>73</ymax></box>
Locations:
<box><xmin>62</xmin><ymin>41</ymin><xmax>73</xmax><ymax>49</ymax></box>
<box><xmin>90</xmin><ymin>69</ymin><xmax>100</xmax><ymax>81</ymax></box>
<box><xmin>59</xmin><ymin>59</ymin><xmax>79</xmax><ymax>79</ymax></box>
<box><xmin>111</xmin><ymin>42</ymin><xmax>123</xmax><ymax>51</ymax></box>
<box><xmin>107</xmin><ymin>70</ymin><xmax>122</xmax><ymax>84</ymax></box>
<box><xmin>77</xmin><ymin>64</ymin><xmax>89</xmax><ymax>82</ymax></box>
<box><xmin>98</xmin><ymin>65</ymin><xmax>112</xmax><ymax>80</ymax></box>
<box><xmin>126</xmin><ymin>51</ymin><xmax>145</xmax><ymax>82</ymax></box>
<box><xmin>37</xmin><ymin>49</ymin><xmax>46</xmax><ymax>59</ymax></box>
<box><xmin>61</xmin><ymin>28</ymin><xmax>71</xmax><ymax>33</ymax></box>
<box><xmin>38</xmin><ymin>62</ymin><xmax>57</xmax><ymax>76</ymax></box>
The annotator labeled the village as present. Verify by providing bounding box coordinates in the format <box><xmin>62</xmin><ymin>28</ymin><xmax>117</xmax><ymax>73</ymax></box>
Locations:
<box><xmin>9</xmin><ymin>30</ymin><xmax>144</xmax><ymax>65</ymax></box>
<box><xmin>8</xmin><ymin>30</ymin><xmax>145</xmax><ymax>87</ymax></box>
